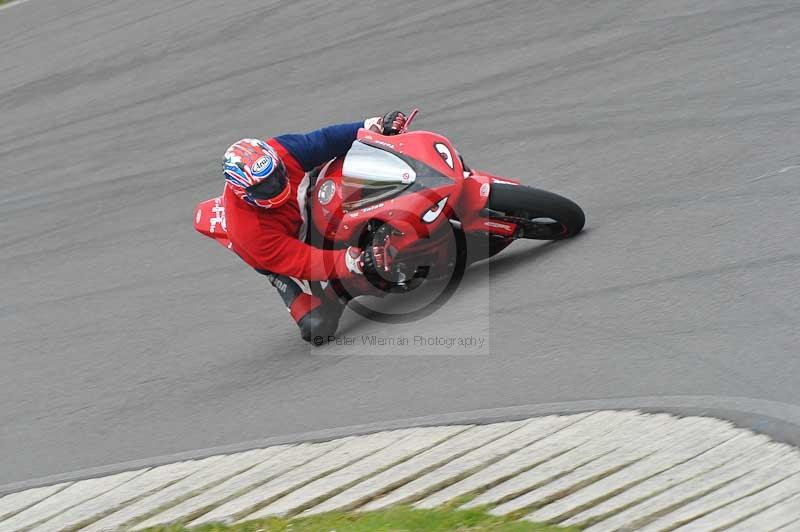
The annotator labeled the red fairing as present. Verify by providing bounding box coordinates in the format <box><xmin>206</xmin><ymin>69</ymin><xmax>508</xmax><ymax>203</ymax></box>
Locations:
<box><xmin>459</xmin><ymin>171</ymin><xmax>521</xmax><ymax>237</ymax></box>
<box><xmin>194</xmin><ymin>196</ymin><xmax>231</xmax><ymax>249</ymax></box>
<box><xmin>222</xmin><ymin>139</ymin><xmax>352</xmax><ymax>280</ymax></box>
<box><xmin>311</xmin><ymin>130</ymin><xmax>464</xmax><ymax>246</ymax></box>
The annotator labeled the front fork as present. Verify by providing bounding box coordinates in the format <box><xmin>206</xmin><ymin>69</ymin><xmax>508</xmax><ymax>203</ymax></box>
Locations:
<box><xmin>362</xmin><ymin>220</ymin><xmax>457</xmax><ymax>292</ymax></box>
<box><xmin>458</xmin><ymin>173</ymin><xmax>521</xmax><ymax>239</ymax></box>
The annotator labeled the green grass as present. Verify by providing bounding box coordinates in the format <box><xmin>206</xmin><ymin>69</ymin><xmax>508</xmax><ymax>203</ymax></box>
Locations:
<box><xmin>143</xmin><ymin>506</ymin><xmax>580</xmax><ymax>532</ymax></box>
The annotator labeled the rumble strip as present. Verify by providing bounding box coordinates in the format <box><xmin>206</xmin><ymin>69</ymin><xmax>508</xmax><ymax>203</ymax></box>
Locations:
<box><xmin>1</xmin><ymin>411</ymin><xmax>799</xmax><ymax>531</ymax></box>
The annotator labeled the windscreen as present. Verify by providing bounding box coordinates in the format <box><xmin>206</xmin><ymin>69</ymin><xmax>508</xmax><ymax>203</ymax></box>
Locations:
<box><xmin>340</xmin><ymin>141</ymin><xmax>416</xmax><ymax>210</ymax></box>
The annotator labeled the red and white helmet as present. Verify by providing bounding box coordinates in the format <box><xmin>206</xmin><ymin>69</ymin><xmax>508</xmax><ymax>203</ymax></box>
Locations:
<box><xmin>223</xmin><ymin>139</ymin><xmax>291</xmax><ymax>209</ymax></box>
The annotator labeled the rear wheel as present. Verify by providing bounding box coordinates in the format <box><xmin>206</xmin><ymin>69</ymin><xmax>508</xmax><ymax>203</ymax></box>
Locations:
<box><xmin>486</xmin><ymin>183</ymin><xmax>584</xmax><ymax>240</ymax></box>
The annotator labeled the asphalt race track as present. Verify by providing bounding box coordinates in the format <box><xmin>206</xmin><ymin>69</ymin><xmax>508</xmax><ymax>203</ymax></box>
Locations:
<box><xmin>2</xmin><ymin>0</ymin><xmax>799</xmax><ymax>486</ymax></box>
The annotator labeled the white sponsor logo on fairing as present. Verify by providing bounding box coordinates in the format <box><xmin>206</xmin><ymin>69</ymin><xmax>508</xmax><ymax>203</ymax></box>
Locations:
<box><xmin>210</xmin><ymin>200</ymin><xmax>226</xmax><ymax>233</ymax></box>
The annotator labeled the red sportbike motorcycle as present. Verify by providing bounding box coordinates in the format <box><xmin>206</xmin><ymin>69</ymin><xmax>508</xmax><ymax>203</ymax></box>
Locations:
<box><xmin>195</xmin><ymin>110</ymin><xmax>584</xmax><ymax>305</ymax></box>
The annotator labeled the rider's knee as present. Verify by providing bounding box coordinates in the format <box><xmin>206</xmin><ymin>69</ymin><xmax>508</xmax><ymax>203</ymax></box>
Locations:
<box><xmin>298</xmin><ymin>309</ymin><xmax>339</xmax><ymax>344</ymax></box>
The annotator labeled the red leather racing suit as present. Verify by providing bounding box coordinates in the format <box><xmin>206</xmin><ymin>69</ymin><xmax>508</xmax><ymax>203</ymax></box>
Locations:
<box><xmin>223</xmin><ymin>121</ymin><xmax>363</xmax><ymax>341</ymax></box>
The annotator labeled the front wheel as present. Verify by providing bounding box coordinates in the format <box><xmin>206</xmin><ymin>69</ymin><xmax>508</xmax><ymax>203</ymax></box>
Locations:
<box><xmin>486</xmin><ymin>183</ymin><xmax>585</xmax><ymax>240</ymax></box>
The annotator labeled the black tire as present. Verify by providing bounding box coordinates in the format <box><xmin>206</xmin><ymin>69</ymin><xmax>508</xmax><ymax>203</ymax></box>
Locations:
<box><xmin>487</xmin><ymin>183</ymin><xmax>585</xmax><ymax>240</ymax></box>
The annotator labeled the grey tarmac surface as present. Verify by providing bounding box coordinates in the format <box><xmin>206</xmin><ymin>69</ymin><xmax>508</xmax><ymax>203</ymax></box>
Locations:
<box><xmin>1</xmin><ymin>0</ymin><xmax>798</xmax><ymax>486</ymax></box>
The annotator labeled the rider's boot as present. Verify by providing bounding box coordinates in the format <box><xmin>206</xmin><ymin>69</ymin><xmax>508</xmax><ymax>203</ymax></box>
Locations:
<box><xmin>266</xmin><ymin>273</ymin><xmax>344</xmax><ymax>344</ymax></box>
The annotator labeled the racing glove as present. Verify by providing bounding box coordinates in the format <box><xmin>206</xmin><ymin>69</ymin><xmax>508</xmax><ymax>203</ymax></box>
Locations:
<box><xmin>345</xmin><ymin>245</ymin><xmax>392</xmax><ymax>290</ymax></box>
<box><xmin>381</xmin><ymin>111</ymin><xmax>407</xmax><ymax>135</ymax></box>
<box><xmin>364</xmin><ymin>111</ymin><xmax>407</xmax><ymax>136</ymax></box>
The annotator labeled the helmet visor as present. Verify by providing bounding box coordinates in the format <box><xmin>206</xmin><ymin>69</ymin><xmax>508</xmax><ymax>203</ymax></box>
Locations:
<box><xmin>245</xmin><ymin>162</ymin><xmax>288</xmax><ymax>200</ymax></box>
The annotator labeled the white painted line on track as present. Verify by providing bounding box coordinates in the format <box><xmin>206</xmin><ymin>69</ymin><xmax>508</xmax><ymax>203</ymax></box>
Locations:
<box><xmin>0</xmin><ymin>469</ymin><xmax>146</xmax><ymax>532</ymax></box>
<box><xmin>187</xmin><ymin>430</ymin><xmax>421</xmax><ymax>525</ymax></box>
<box><xmin>221</xmin><ymin>427</ymin><xmax>456</xmax><ymax>521</ymax></box>
<box><xmin>30</xmin><ymin>460</ymin><xmax>205</xmax><ymax>532</ymax></box>
<box><xmin>526</xmin><ymin>416</ymin><xmax>737</xmax><ymax>522</ymax></box>
<box><xmin>726</xmin><ymin>491</ymin><xmax>800</xmax><ymax>531</ymax></box>
<box><xmin>131</xmin><ymin>443</ymin><xmax>332</xmax><ymax>529</ymax></box>
<box><xmin>0</xmin><ymin>483</ymin><xmax>70</xmax><ymax>522</ymax></box>
<box><xmin>82</xmin><ymin>452</ymin><xmax>262</xmax><ymax>532</ymax></box>
<box><xmin>463</xmin><ymin>411</ymin><xmax>646</xmax><ymax>509</ymax></box>
<box><xmin>299</xmin><ymin>422</ymin><xmax>514</xmax><ymax>517</ymax></box>
<box><xmin>776</xmin><ymin>518</ymin><xmax>800</xmax><ymax>531</ymax></box>
<box><xmin>672</xmin><ymin>473</ymin><xmax>800</xmax><ymax>531</ymax></box>
<box><xmin>229</xmin><ymin>429</ymin><xmax>422</xmax><ymax>523</ymax></box>
<box><xmin>562</xmin><ymin>430</ymin><xmax>770</xmax><ymax>527</ymax></box>
<box><xmin>492</xmin><ymin>413</ymin><xmax>683</xmax><ymax>514</ymax></box>
<box><xmin>637</xmin><ymin>453</ymin><xmax>800</xmax><ymax>532</ymax></box>
<box><xmin>414</xmin><ymin>413</ymin><xmax>592</xmax><ymax>509</ymax></box>
<box><xmin>583</xmin><ymin>442</ymin><xmax>794</xmax><ymax>532</ymax></box>
<box><xmin>1</xmin><ymin>411</ymin><xmax>799</xmax><ymax>531</ymax></box>
<box><xmin>415</xmin><ymin>412</ymin><xmax>598</xmax><ymax>509</ymax></box>
<box><xmin>369</xmin><ymin>415</ymin><xmax>581</xmax><ymax>511</ymax></box>
<box><xmin>506</xmin><ymin>414</ymin><xmax>681</xmax><ymax>516</ymax></box>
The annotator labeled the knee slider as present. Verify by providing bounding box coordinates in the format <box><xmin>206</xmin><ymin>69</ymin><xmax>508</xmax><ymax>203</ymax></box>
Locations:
<box><xmin>298</xmin><ymin>309</ymin><xmax>339</xmax><ymax>343</ymax></box>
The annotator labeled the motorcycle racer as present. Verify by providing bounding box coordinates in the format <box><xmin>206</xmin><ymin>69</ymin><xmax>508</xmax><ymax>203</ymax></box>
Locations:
<box><xmin>222</xmin><ymin>111</ymin><xmax>407</xmax><ymax>344</ymax></box>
